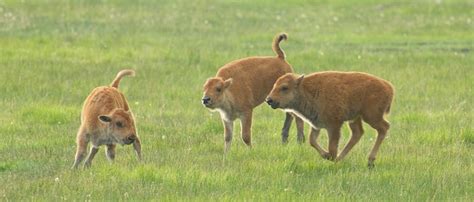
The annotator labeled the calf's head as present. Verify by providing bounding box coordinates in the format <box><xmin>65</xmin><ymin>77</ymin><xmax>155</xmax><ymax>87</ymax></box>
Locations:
<box><xmin>266</xmin><ymin>73</ymin><xmax>304</xmax><ymax>109</ymax></box>
<box><xmin>202</xmin><ymin>77</ymin><xmax>233</xmax><ymax>109</ymax></box>
<box><xmin>98</xmin><ymin>108</ymin><xmax>137</xmax><ymax>145</ymax></box>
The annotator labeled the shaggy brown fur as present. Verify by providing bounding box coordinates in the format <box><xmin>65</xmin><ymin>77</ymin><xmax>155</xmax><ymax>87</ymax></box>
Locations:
<box><xmin>202</xmin><ymin>33</ymin><xmax>305</xmax><ymax>152</ymax></box>
<box><xmin>266</xmin><ymin>71</ymin><xmax>394</xmax><ymax>167</ymax></box>
<box><xmin>72</xmin><ymin>69</ymin><xmax>141</xmax><ymax>169</ymax></box>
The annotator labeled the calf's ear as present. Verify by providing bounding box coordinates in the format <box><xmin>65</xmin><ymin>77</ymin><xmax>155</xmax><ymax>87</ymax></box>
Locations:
<box><xmin>224</xmin><ymin>78</ymin><xmax>233</xmax><ymax>89</ymax></box>
<box><xmin>98</xmin><ymin>115</ymin><xmax>112</xmax><ymax>123</ymax></box>
<box><xmin>203</xmin><ymin>78</ymin><xmax>212</xmax><ymax>87</ymax></box>
<box><xmin>296</xmin><ymin>75</ymin><xmax>304</xmax><ymax>86</ymax></box>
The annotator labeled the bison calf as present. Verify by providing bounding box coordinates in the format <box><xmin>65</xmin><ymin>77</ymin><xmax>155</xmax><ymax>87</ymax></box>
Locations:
<box><xmin>202</xmin><ymin>33</ymin><xmax>305</xmax><ymax>153</ymax></box>
<box><xmin>72</xmin><ymin>69</ymin><xmax>141</xmax><ymax>169</ymax></box>
<box><xmin>266</xmin><ymin>71</ymin><xmax>393</xmax><ymax>167</ymax></box>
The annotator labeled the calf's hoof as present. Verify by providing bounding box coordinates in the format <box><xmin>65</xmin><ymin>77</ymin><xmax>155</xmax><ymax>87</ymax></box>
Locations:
<box><xmin>84</xmin><ymin>162</ymin><xmax>92</xmax><ymax>168</ymax></box>
<box><xmin>297</xmin><ymin>137</ymin><xmax>305</xmax><ymax>144</ymax></box>
<box><xmin>368</xmin><ymin>161</ymin><xmax>375</xmax><ymax>169</ymax></box>
<box><xmin>321</xmin><ymin>152</ymin><xmax>332</xmax><ymax>161</ymax></box>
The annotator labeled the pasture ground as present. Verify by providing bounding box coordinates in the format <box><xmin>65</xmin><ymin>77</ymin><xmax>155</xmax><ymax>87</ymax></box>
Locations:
<box><xmin>0</xmin><ymin>0</ymin><xmax>472</xmax><ymax>200</ymax></box>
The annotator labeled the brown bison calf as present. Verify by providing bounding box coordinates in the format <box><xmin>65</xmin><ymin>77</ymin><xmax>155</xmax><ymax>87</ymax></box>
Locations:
<box><xmin>266</xmin><ymin>71</ymin><xmax>393</xmax><ymax>167</ymax></box>
<box><xmin>72</xmin><ymin>69</ymin><xmax>141</xmax><ymax>169</ymax></box>
<box><xmin>202</xmin><ymin>33</ymin><xmax>305</xmax><ymax>152</ymax></box>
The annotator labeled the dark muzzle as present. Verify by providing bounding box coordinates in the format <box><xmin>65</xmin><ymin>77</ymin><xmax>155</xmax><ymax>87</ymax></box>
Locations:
<box><xmin>202</xmin><ymin>96</ymin><xmax>211</xmax><ymax>105</ymax></box>
<box><xmin>124</xmin><ymin>135</ymin><xmax>136</xmax><ymax>145</ymax></box>
<box><xmin>266</xmin><ymin>98</ymin><xmax>278</xmax><ymax>109</ymax></box>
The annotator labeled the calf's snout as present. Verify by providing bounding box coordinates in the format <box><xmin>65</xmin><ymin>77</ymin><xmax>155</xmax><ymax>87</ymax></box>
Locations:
<box><xmin>124</xmin><ymin>135</ymin><xmax>136</xmax><ymax>145</ymax></box>
<box><xmin>266</xmin><ymin>97</ymin><xmax>279</xmax><ymax>109</ymax></box>
<box><xmin>202</xmin><ymin>96</ymin><xmax>211</xmax><ymax>105</ymax></box>
<box><xmin>265</xmin><ymin>97</ymin><xmax>273</xmax><ymax>105</ymax></box>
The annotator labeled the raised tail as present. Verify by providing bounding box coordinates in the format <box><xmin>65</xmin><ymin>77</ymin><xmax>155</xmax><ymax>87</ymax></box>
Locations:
<box><xmin>272</xmin><ymin>33</ymin><xmax>288</xmax><ymax>59</ymax></box>
<box><xmin>110</xmin><ymin>69</ymin><xmax>135</xmax><ymax>88</ymax></box>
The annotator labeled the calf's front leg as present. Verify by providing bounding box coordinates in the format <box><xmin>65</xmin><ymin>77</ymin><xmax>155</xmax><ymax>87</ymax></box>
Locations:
<box><xmin>106</xmin><ymin>144</ymin><xmax>116</xmax><ymax>162</ymax></box>
<box><xmin>72</xmin><ymin>128</ymin><xmax>88</xmax><ymax>169</ymax></box>
<box><xmin>84</xmin><ymin>146</ymin><xmax>99</xmax><ymax>168</ymax></box>
<box><xmin>240</xmin><ymin>110</ymin><xmax>253</xmax><ymax>147</ymax></box>
<box><xmin>309</xmin><ymin>127</ymin><xmax>330</xmax><ymax>159</ymax></box>
<box><xmin>294</xmin><ymin>114</ymin><xmax>305</xmax><ymax>143</ymax></box>
<box><xmin>222</xmin><ymin>119</ymin><xmax>234</xmax><ymax>153</ymax></box>
<box><xmin>133</xmin><ymin>137</ymin><xmax>142</xmax><ymax>160</ymax></box>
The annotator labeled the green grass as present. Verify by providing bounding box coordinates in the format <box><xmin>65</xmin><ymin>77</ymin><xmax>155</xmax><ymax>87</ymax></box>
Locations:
<box><xmin>0</xmin><ymin>0</ymin><xmax>473</xmax><ymax>200</ymax></box>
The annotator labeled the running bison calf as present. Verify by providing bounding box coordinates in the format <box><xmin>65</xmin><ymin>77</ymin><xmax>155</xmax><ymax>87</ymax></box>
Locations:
<box><xmin>266</xmin><ymin>71</ymin><xmax>393</xmax><ymax>167</ymax></box>
<box><xmin>202</xmin><ymin>33</ymin><xmax>305</xmax><ymax>153</ymax></box>
<box><xmin>72</xmin><ymin>69</ymin><xmax>141</xmax><ymax>169</ymax></box>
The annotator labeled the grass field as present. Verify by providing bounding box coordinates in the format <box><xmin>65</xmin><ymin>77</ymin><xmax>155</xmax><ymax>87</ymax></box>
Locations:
<box><xmin>0</xmin><ymin>0</ymin><xmax>473</xmax><ymax>200</ymax></box>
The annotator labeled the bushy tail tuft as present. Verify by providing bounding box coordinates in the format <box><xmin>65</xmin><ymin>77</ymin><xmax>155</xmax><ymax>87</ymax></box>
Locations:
<box><xmin>272</xmin><ymin>33</ymin><xmax>288</xmax><ymax>59</ymax></box>
<box><xmin>110</xmin><ymin>69</ymin><xmax>135</xmax><ymax>88</ymax></box>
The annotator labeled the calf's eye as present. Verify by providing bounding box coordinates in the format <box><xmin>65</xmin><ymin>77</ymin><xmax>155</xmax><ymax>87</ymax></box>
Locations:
<box><xmin>281</xmin><ymin>86</ymin><xmax>288</xmax><ymax>91</ymax></box>
<box><xmin>116</xmin><ymin>122</ymin><xmax>123</xmax><ymax>128</ymax></box>
<box><xmin>216</xmin><ymin>87</ymin><xmax>222</xmax><ymax>92</ymax></box>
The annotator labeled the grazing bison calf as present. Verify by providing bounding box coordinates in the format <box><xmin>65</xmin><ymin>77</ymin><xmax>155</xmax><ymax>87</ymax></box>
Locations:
<box><xmin>266</xmin><ymin>71</ymin><xmax>393</xmax><ymax>167</ymax></box>
<box><xmin>202</xmin><ymin>33</ymin><xmax>305</xmax><ymax>153</ymax></box>
<box><xmin>72</xmin><ymin>69</ymin><xmax>141</xmax><ymax>169</ymax></box>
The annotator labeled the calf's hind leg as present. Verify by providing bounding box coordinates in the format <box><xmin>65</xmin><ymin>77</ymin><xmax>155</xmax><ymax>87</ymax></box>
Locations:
<box><xmin>327</xmin><ymin>123</ymin><xmax>343</xmax><ymax>161</ymax></box>
<box><xmin>365</xmin><ymin>118</ymin><xmax>390</xmax><ymax>168</ymax></box>
<box><xmin>336</xmin><ymin>117</ymin><xmax>364</xmax><ymax>162</ymax></box>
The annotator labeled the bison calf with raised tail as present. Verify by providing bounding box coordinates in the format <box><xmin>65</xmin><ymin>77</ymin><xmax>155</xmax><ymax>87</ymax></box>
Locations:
<box><xmin>72</xmin><ymin>69</ymin><xmax>141</xmax><ymax>169</ymax></box>
<box><xmin>266</xmin><ymin>71</ymin><xmax>394</xmax><ymax>167</ymax></box>
<box><xmin>202</xmin><ymin>33</ymin><xmax>305</xmax><ymax>153</ymax></box>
